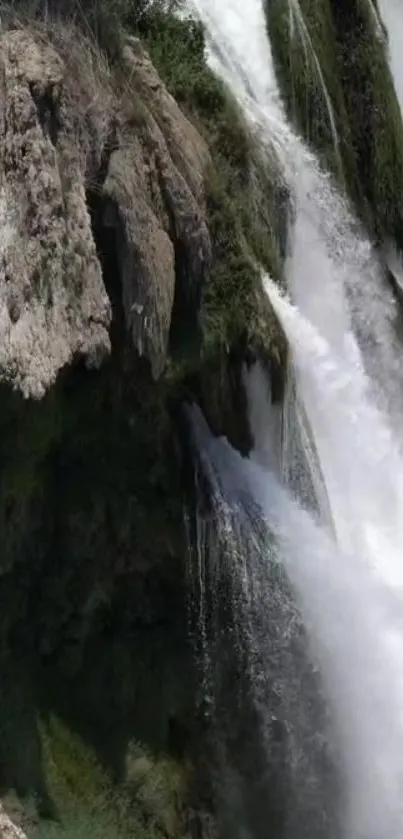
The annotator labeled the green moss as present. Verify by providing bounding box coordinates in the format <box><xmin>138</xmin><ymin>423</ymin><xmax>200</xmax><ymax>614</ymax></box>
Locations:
<box><xmin>33</xmin><ymin>716</ymin><xmax>184</xmax><ymax>839</ymax></box>
<box><xmin>265</xmin><ymin>0</ymin><xmax>403</xmax><ymax>246</ymax></box>
<box><xmin>266</xmin><ymin>0</ymin><xmax>351</xmax><ymax>181</ymax></box>
<box><xmin>143</xmin><ymin>13</ymin><xmax>287</xmax><ymax>355</ymax></box>
<box><xmin>330</xmin><ymin>0</ymin><xmax>403</xmax><ymax>247</ymax></box>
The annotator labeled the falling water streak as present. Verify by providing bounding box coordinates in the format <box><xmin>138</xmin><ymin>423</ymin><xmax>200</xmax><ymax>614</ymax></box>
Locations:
<box><xmin>376</xmin><ymin>0</ymin><xmax>403</xmax><ymax>385</ymax></box>
<box><xmin>243</xmin><ymin>360</ymin><xmax>334</xmax><ymax>527</ymax></box>
<box><xmin>194</xmin><ymin>486</ymin><xmax>211</xmax><ymax>690</ymax></box>
<box><xmin>189</xmin><ymin>406</ymin><xmax>341</xmax><ymax>838</ymax></box>
<box><xmin>366</xmin><ymin>0</ymin><xmax>388</xmax><ymax>40</ymax></box>
<box><xmin>288</xmin><ymin>0</ymin><xmax>344</xmax><ymax>179</ymax></box>
<box><xmin>242</xmin><ymin>361</ymin><xmax>282</xmax><ymax>475</ymax></box>
<box><xmin>280</xmin><ymin>367</ymin><xmax>334</xmax><ymax>528</ymax></box>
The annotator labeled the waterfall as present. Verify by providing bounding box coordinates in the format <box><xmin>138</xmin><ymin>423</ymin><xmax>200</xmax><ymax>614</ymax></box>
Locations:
<box><xmin>186</xmin><ymin>0</ymin><xmax>403</xmax><ymax>836</ymax></box>
<box><xmin>187</xmin><ymin>407</ymin><xmax>403</xmax><ymax>839</ymax></box>
<box><xmin>187</xmin><ymin>407</ymin><xmax>340</xmax><ymax>839</ymax></box>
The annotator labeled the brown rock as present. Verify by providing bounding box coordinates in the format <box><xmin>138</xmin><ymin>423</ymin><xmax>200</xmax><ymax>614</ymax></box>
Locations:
<box><xmin>0</xmin><ymin>27</ymin><xmax>212</xmax><ymax>393</ymax></box>
<box><xmin>102</xmin><ymin>38</ymin><xmax>212</xmax><ymax>379</ymax></box>
<box><xmin>0</xmin><ymin>29</ymin><xmax>111</xmax><ymax>397</ymax></box>
<box><xmin>0</xmin><ymin>805</ymin><xmax>27</xmax><ymax>839</ymax></box>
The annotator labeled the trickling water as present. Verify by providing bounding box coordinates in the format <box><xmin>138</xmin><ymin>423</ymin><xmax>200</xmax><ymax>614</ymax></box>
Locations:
<box><xmin>186</xmin><ymin>0</ymin><xmax>403</xmax><ymax>836</ymax></box>
<box><xmin>288</xmin><ymin>0</ymin><xmax>343</xmax><ymax>178</ymax></box>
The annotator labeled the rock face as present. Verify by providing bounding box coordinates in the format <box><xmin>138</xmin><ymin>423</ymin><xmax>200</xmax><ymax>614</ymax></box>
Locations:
<box><xmin>0</xmin><ymin>18</ymin><xmax>281</xmax><ymax>839</ymax></box>
<box><xmin>0</xmin><ymin>805</ymin><xmax>27</xmax><ymax>839</ymax></box>
<box><xmin>0</xmin><ymin>30</ymin><xmax>111</xmax><ymax>398</ymax></box>
<box><xmin>0</xmin><ymin>28</ymin><xmax>212</xmax><ymax>395</ymax></box>
<box><xmin>103</xmin><ymin>37</ymin><xmax>211</xmax><ymax>378</ymax></box>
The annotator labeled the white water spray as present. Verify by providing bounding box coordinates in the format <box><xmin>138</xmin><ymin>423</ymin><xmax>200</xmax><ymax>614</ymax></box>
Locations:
<box><xmin>265</xmin><ymin>277</ymin><xmax>403</xmax><ymax>588</ymax></box>
<box><xmin>189</xmin><ymin>408</ymin><xmax>403</xmax><ymax>839</ymax></box>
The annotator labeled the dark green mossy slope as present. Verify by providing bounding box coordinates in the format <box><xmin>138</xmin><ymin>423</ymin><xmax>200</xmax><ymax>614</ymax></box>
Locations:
<box><xmin>265</xmin><ymin>0</ymin><xmax>403</xmax><ymax>247</ymax></box>
<box><xmin>142</xmin><ymin>13</ymin><xmax>288</xmax><ymax>355</ymax></box>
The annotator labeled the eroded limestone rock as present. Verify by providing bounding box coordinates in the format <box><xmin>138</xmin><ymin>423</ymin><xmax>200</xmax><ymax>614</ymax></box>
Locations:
<box><xmin>0</xmin><ymin>804</ymin><xmax>27</xmax><ymax>839</ymax></box>
<box><xmin>0</xmin><ymin>28</ymin><xmax>212</xmax><ymax>392</ymax></box>
<box><xmin>103</xmin><ymin>38</ymin><xmax>212</xmax><ymax>378</ymax></box>
<box><xmin>0</xmin><ymin>30</ymin><xmax>111</xmax><ymax>398</ymax></box>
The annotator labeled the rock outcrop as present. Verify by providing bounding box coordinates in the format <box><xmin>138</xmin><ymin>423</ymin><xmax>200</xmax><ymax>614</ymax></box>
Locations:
<box><xmin>0</xmin><ymin>26</ymin><xmax>212</xmax><ymax>395</ymax></box>
<box><xmin>0</xmin><ymin>30</ymin><xmax>111</xmax><ymax>398</ymax></box>
<box><xmin>103</xmin><ymin>37</ymin><xmax>211</xmax><ymax>378</ymax></box>
<box><xmin>0</xmin><ymin>805</ymin><xmax>27</xmax><ymax>839</ymax></box>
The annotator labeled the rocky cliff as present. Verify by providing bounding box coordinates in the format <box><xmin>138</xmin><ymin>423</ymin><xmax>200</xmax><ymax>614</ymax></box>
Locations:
<box><xmin>1</xmin><ymin>0</ymin><xmax>403</xmax><ymax>837</ymax></box>
<box><xmin>0</xmin><ymin>7</ymin><xmax>286</xmax><ymax>839</ymax></box>
<box><xmin>0</xmin><ymin>24</ymin><xmax>213</xmax><ymax>395</ymax></box>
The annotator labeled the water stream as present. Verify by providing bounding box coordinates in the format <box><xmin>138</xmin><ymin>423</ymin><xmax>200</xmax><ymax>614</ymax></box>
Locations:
<box><xmin>186</xmin><ymin>0</ymin><xmax>403</xmax><ymax>836</ymax></box>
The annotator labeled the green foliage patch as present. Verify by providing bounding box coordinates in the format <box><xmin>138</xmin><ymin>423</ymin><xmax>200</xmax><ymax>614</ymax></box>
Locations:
<box><xmin>33</xmin><ymin>716</ymin><xmax>184</xmax><ymax>839</ymax></box>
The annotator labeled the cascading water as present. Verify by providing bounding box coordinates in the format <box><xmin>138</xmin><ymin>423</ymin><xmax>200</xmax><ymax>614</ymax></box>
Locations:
<box><xmin>187</xmin><ymin>407</ymin><xmax>403</xmax><ymax>839</ymax></box>
<box><xmin>187</xmin><ymin>407</ymin><xmax>340</xmax><ymax>839</ymax></box>
<box><xmin>190</xmin><ymin>0</ymin><xmax>403</xmax><ymax>429</ymax></box>
<box><xmin>185</xmin><ymin>0</ymin><xmax>403</xmax><ymax>836</ymax></box>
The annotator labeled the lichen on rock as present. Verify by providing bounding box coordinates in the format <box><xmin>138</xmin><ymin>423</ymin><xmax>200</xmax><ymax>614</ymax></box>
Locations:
<box><xmin>0</xmin><ymin>29</ymin><xmax>111</xmax><ymax>398</ymax></box>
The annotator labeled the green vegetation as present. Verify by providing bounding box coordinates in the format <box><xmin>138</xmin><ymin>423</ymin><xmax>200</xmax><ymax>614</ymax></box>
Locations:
<box><xmin>142</xmin><ymin>12</ymin><xmax>287</xmax><ymax>352</ymax></box>
<box><xmin>4</xmin><ymin>0</ymin><xmax>287</xmax><ymax>356</ymax></box>
<box><xmin>265</xmin><ymin>0</ymin><xmax>403</xmax><ymax>247</ymax></box>
<box><xmin>32</xmin><ymin>717</ymin><xmax>184</xmax><ymax>839</ymax></box>
<box><xmin>265</xmin><ymin>0</ymin><xmax>350</xmax><ymax>179</ymax></box>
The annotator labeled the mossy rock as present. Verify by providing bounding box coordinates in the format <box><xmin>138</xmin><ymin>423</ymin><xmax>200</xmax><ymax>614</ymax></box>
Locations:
<box><xmin>265</xmin><ymin>0</ymin><xmax>403</xmax><ymax>247</ymax></box>
<box><xmin>143</xmin><ymin>12</ymin><xmax>288</xmax><ymax>356</ymax></box>
<box><xmin>0</xmin><ymin>10</ymin><xmax>290</xmax><ymax>839</ymax></box>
